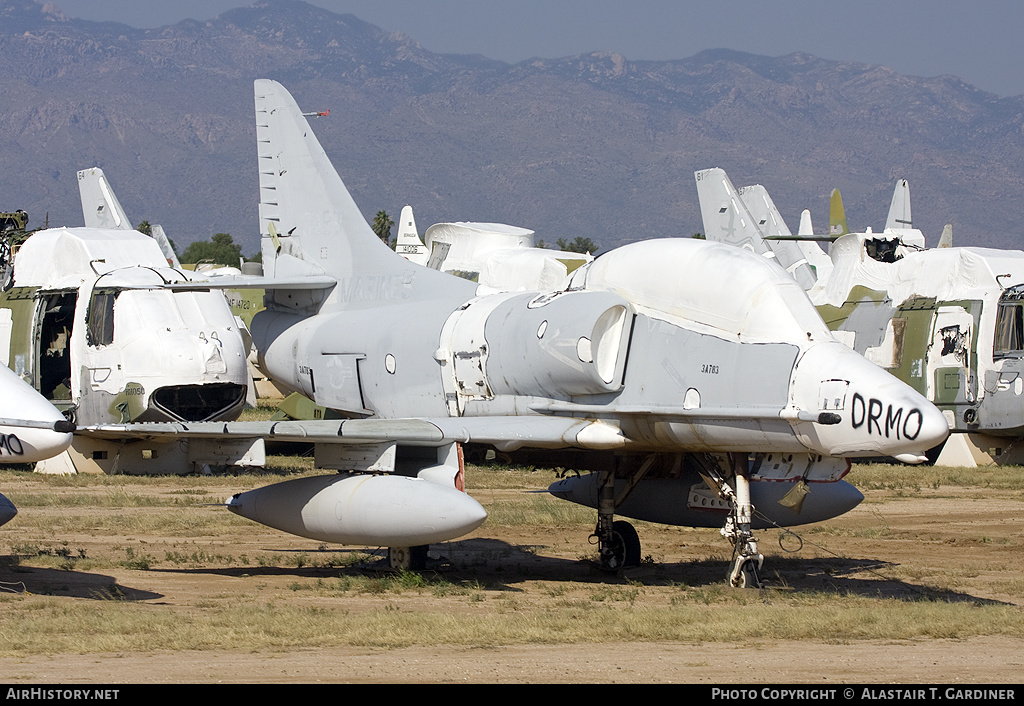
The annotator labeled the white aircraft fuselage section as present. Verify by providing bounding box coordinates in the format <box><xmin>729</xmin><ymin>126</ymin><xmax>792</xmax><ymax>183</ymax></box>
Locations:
<box><xmin>253</xmin><ymin>237</ymin><xmax>947</xmax><ymax>463</ymax></box>
<box><xmin>0</xmin><ymin>362</ymin><xmax>75</xmax><ymax>526</ymax></box>
<box><xmin>3</xmin><ymin>227</ymin><xmax>249</xmax><ymax>428</ymax></box>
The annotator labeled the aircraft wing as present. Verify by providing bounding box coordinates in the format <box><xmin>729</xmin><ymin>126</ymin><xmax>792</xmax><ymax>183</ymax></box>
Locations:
<box><xmin>77</xmin><ymin>416</ymin><xmax>627</xmax><ymax>452</ymax></box>
<box><xmin>78</xmin><ymin>403</ymin><xmax>840</xmax><ymax>453</ymax></box>
<box><xmin>163</xmin><ymin>274</ymin><xmax>337</xmax><ymax>291</ymax></box>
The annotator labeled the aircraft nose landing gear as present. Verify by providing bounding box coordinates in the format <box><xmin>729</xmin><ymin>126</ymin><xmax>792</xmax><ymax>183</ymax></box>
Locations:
<box><xmin>697</xmin><ymin>452</ymin><xmax>765</xmax><ymax>588</ymax></box>
<box><xmin>723</xmin><ymin>516</ymin><xmax>764</xmax><ymax>588</ymax></box>
<box><xmin>593</xmin><ymin>467</ymin><xmax>644</xmax><ymax>572</ymax></box>
<box><xmin>723</xmin><ymin>454</ymin><xmax>764</xmax><ymax>588</ymax></box>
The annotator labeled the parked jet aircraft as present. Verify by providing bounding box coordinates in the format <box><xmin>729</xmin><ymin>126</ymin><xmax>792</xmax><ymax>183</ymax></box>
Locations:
<box><xmin>0</xmin><ymin>363</ymin><xmax>77</xmax><ymax>526</ymax></box>
<box><xmin>81</xmin><ymin>81</ymin><xmax>948</xmax><ymax>585</ymax></box>
<box><xmin>696</xmin><ymin>167</ymin><xmax>1024</xmax><ymax>466</ymax></box>
<box><xmin>0</xmin><ymin>172</ymin><xmax>255</xmax><ymax>475</ymax></box>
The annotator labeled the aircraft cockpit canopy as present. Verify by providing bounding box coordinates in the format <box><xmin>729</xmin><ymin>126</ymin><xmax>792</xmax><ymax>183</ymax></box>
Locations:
<box><xmin>568</xmin><ymin>238</ymin><xmax>831</xmax><ymax>346</ymax></box>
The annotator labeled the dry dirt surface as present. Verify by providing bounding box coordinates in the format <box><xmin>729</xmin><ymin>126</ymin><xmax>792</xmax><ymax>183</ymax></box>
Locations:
<box><xmin>1</xmin><ymin>470</ymin><xmax>1022</xmax><ymax>685</ymax></box>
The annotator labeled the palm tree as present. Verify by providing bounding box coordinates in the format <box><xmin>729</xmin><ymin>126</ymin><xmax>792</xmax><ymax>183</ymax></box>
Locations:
<box><xmin>372</xmin><ymin>210</ymin><xmax>394</xmax><ymax>245</ymax></box>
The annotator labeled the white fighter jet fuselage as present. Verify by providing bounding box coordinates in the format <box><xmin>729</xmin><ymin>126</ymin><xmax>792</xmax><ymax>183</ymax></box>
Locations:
<box><xmin>253</xmin><ymin>237</ymin><xmax>946</xmax><ymax>464</ymax></box>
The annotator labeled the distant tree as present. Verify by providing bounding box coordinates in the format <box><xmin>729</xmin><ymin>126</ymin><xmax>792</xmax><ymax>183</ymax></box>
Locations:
<box><xmin>372</xmin><ymin>210</ymin><xmax>394</xmax><ymax>244</ymax></box>
<box><xmin>556</xmin><ymin>236</ymin><xmax>599</xmax><ymax>255</ymax></box>
<box><xmin>691</xmin><ymin>232</ymin><xmax>705</xmax><ymax>239</ymax></box>
<box><xmin>180</xmin><ymin>232</ymin><xmax>244</xmax><ymax>268</ymax></box>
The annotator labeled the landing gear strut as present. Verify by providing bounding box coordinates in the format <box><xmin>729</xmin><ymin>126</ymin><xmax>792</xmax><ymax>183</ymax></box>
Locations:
<box><xmin>388</xmin><ymin>545</ymin><xmax>428</xmax><ymax>571</ymax></box>
<box><xmin>697</xmin><ymin>453</ymin><xmax>764</xmax><ymax>588</ymax></box>
<box><xmin>724</xmin><ymin>454</ymin><xmax>763</xmax><ymax>588</ymax></box>
<box><xmin>593</xmin><ymin>465</ymin><xmax>646</xmax><ymax>571</ymax></box>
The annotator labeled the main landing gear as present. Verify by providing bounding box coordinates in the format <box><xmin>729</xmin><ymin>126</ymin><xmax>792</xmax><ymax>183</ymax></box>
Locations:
<box><xmin>592</xmin><ymin>464</ymin><xmax>648</xmax><ymax>572</ymax></box>
<box><xmin>590</xmin><ymin>453</ymin><xmax>764</xmax><ymax>588</ymax></box>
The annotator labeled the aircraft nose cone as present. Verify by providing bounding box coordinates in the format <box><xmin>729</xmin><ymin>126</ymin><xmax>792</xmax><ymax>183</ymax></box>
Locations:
<box><xmin>795</xmin><ymin>341</ymin><xmax>949</xmax><ymax>462</ymax></box>
<box><xmin>887</xmin><ymin>394</ymin><xmax>949</xmax><ymax>464</ymax></box>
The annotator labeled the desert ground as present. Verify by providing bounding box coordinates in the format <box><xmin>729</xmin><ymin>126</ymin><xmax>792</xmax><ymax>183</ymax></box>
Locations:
<box><xmin>0</xmin><ymin>460</ymin><xmax>1022</xmax><ymax>684</ymax></box>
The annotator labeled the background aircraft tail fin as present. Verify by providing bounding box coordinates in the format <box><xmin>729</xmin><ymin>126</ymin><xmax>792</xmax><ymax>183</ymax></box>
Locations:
<box><xmin>395</xmin><ymin>205</ymin><xmax>429</xmax><ymax>265</ymax></box>
<box><xmin>151</xmin><ymin>224</ymin><xmax>182</xmax><ymax>268</ymax></box>
<box><xmin>695</xmin><ymin>169</ymin><xmax>816</xmax><ymax>289</ymax></box>
<box><xmin>885</xmin><ymin>179</ymin><xmax>913</xmax><ymax>232</ymax></box>
<box><xmin>829</xmin><ymin>189</ymin><xmax>850</xmax><ymax>237</ymax></box>
<box><xmin>736</xmin><ymin>184</ymin><xmax>817</xmax><ymax>289</ymax></box>
<box><xmin>938</xmin><ymin>224</ymin><xmax>953</xmax><ymax>248</ymax></box>
<box><xmin>77</xmin><ymin>167</ymin><xmax>132</xmax><ymax>230</ymax></box>
<box><xmin>798</xmin><ymin>209</ymin><xmax>813</xmax><ymax>236</ymax></box>
<box><xmin>694</xmin><ymin>168</ymin><xmax>775</xmax><ymax>257</ymax></box>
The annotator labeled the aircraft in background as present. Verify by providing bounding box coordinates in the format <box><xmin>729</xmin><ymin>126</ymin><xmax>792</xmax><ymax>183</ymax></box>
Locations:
<box><xmin>78</xmin><ymin>80</ymin><xmax>949</xmax><ymax>586</ymax></box>
<box><xmin>388</xmin><ymin>205</ymin><xmax>593</xmax><ymax>292</ymax></box>
<box><xmin>393</xmin><ymin>205</ymin><xmax>428</xmax><ymax>266</ymax></box>
<box><xmin>0</xmin><ymin>363</ymin><xmax>77</xmax><ymax>526</ymax></box>
<box><xmin>421</xmin><ymin>221</ymin><xmax>592</xmax><ymax>293</ymax></box>
<box><xmin>0</xmin><ymin>170</ymin><xmax>255</xmax><ymax>476</ymax></box>
<box><xmin>696</xmin><ymin>167</ymin><xmax>1024</xmax><ymax>466</ymax></box>
<box><xmin>78</xmin><ymin>167</ymin><xmax>181</xmax><ymax>268</ymax></box>
<box><xmin>695</xmin><ymin>170</ymin><xmax>819</xmax><ymax>290</ymax></box>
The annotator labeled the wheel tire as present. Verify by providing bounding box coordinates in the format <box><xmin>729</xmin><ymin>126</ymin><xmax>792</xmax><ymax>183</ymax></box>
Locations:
<box><xmin>612</xmin><ymin>520</ymin><xmax>642</xmax><ymax>568</ymax></box>
<box><xmin>737</xmin><ymin>559</ymin><xmax>762</xmax><ymax>589</ymax></box>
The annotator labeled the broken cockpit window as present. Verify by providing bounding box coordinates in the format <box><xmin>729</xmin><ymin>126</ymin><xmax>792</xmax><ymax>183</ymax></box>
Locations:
<box><xmin>86</xmin><ymin>289</ymin><xmax>117</xmax><ymax>347</ymax></box>
<box><xmin>994</xmin><ymin>286</ymin><xmax>1024</xmax><ymax>359</ymax></box>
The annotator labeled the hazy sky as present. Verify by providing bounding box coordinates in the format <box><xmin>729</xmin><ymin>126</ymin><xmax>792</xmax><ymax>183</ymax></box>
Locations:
<box><xmin>51</xmin><ymin>0</ymin><xmax>1024</xmax><ymax>97</ymax></box>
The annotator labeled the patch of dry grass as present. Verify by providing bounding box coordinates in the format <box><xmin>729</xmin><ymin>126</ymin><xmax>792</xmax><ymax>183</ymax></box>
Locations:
<box><xmin>1</xmin><ymin>459</ymin><xmax>1022</xmax><ymax>656</ymax></box>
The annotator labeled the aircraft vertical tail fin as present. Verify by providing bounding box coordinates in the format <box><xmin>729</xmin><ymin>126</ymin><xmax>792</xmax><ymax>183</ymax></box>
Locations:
<box><xmin>694</xmin><ymin>169</ymin><xmax>815</xmax><ymax>289</ymax></box>
<box><xmin>151</xmin><ymin>224</ymin><xmax>182</xmax><ymax>268</ymax></box>
<box><xmin>736</xmin><ymin>184</ymin><xmax>817</xmax><ymax>289</ymax></box>
<box><xmin>77</xmin><ymin>167</ymin><xmax>132</xmax><ymax>230</ymax></box>
<box><xmin>694</xmin><ymin>168</ymin><xmax>775</xmax><ymax>258</ymax></box>
<box><xmin>395</xmin><ymin>205</ymin><xmax>428</xmax><ymax>265</ymax></box>
<box><xmin>937</xmin><ymin>224</ymin><xmax>953</xmax><ymax>248</ymax></box>
<box><xmin>798</xmin><ymin>209</ymin><xmax>813</xmax><ymax>236</ymax></box>
<box><xmin>829</xmin><ymin>189</ymin><xmax>850</xmax><ymax>237</ymax></box>
<box><xmin>882</xmin><ymin>179</ymin><xmax>926</xmax><ymax>248</ymax></box>
<box><xmin>255</xmin><ymin>79</ymin><xmax>384</xmax><ymax>280</ymax></box>
<box><xmin>253</xmin><ymin>80</ymin><xmax>467</xmax><ymax>310</ymax></box>
<box><xmin>885</xmin><ymin>179</ymin><xmax>912</xmax><ymax>232</ymax></box>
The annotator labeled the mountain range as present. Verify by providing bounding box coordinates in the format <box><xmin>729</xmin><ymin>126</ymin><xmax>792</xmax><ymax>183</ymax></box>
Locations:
<box><xmin>2</xmin><ymin>0</ymin><xmax>1024</xmax><ymax>256</ymax></box>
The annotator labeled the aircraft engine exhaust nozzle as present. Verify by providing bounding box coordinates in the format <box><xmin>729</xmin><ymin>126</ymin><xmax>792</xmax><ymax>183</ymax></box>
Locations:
<box><xmin>225</xmin><ymin>473</ymin><xmax>487</xmax><ymax>546</ymax></box>
<box><xmin>0</xmin><ymin>492</ymin><xmax>17</xmax><ymax>528</ymax></box>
